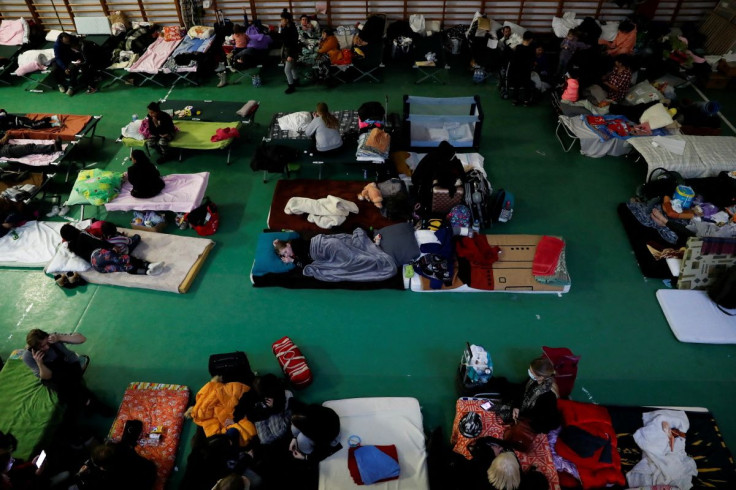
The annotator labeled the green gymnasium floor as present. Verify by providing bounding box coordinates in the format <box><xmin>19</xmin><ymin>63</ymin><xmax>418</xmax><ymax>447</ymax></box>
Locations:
<box><xmin>1</xmin><ymin>65</ymin><xmax>735</xmax><ymax>487</ymax></box>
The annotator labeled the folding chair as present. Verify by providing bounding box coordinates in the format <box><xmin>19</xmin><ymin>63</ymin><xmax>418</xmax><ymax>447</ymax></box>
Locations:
<box><xmin>351</xmin><ymin>41</ymin><xmax>385</xmax><ymax>83</ymax></box>
<box><xmin>413</xmin><ymin>34</ymin><xmax>449</xmax><ymax>84</ymax></box>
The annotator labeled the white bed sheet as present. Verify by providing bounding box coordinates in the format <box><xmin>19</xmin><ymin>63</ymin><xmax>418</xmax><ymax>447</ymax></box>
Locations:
<box><xmin>104</xmin><ymin>172</ymin><xmax>209</xmax><ymax>213</ymax></box>
<box><xmin>629</xmin><ymin>136</ymin><xmax>736</xmax><ymax>179</ymax></box>
<box><xmin>657</xmin><ymin>289</ymin><xmax>736</xmax><ymax>344</ymax></box>
<box><xmin>319</xmin><ymin>397</ymin><xmax>428</xmax><ymax>490</ymax></box>
<box><xmin>558</xmin><ymin>115</ymin><xmax>630</xmax><ymax>158</ymax></box>
<box><xmin>0</xmin><ymin>221</ymin><xmax>65</xmax><ymax>267</ymax></box>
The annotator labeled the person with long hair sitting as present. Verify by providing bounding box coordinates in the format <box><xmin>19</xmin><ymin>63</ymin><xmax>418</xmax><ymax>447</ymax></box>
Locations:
<box><xmin>304</xmin><ymin>102</ymin><xmax>343</xmax><ymax>154</ymax></box>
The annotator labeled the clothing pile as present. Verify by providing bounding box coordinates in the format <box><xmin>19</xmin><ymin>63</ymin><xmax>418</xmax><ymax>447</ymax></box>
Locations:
<box><xmin>356</xmin><ymin>128</ymin><xmax>390</xmax><ymax>160</ymax></box>
<box><xmin>584</xmin><ymin>114</ymin><xmax>668</xmax><ymax>142</ymax></box>
<box><xmin>532</xmin><ymin>235</ymin><xmax>570</xmax><ymax>286</ymax></box>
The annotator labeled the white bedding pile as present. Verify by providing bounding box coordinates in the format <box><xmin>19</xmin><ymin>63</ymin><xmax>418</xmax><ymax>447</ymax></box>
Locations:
<box><xmin>0</xmin><ymin>221</ymin><xmax>65</xmax><ymax>267</ymax></box>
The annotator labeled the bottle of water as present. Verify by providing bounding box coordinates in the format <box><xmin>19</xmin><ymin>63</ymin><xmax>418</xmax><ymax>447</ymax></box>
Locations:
<box><xmin>472</xmin><ymin>219</ymin><xmax>480</xmax><ymax>235</ymax></box>
<box><xmin>131</xmin><ymin>114</ymin><xmax>138</xmax><ymax>122</ymax></box>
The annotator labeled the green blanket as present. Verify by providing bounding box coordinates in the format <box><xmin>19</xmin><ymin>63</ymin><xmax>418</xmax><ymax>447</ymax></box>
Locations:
<box><xmin>123</xmin><ymin>120</ymin><xmax>242</xmax><ymax>150</ymax></box>
<box><xmin>0</xmin><ymin>356</ymin><xmax>63</xmax><ymax>460</ymax></box>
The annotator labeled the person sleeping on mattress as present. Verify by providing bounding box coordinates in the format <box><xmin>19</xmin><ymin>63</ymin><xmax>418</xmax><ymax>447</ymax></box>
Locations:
<box><xmin>0</xmin><ymin>110</ymin><xmax>55</xmax><ymax>131</ymax></box>
<box><xmin>0</xmin><ymin>131</ymin><xmax>62</xmax><ymax>159</ymax></box>
<box><xmin>60</xmin><ymin>224</ymin><xmax>163</xmax><ymax>275</ymax></box>
<box><xmin>124</xmin><ymin>149</ymin><xmax>165</xmax><ymax>199</ymax></box>
<box><xmin>272</xmin><ymin>229</ymin><xmax>396</xmax><ymax>282</ymax></box>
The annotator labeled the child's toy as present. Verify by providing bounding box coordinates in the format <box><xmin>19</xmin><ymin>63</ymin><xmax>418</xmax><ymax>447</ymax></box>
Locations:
<box><xmin>357</xmin><ymin>182</ymin><xmax>383</xmax><ymax>209</ymax></box>
<box><xmin>174</xmin><ymin>105</ymin><xmax>195</xmax><ymax>118</ymax></box>
<box><xmin>272</xmin><ymin>336</ymin><xmax>312</xmax><ymax>388</ymax></box>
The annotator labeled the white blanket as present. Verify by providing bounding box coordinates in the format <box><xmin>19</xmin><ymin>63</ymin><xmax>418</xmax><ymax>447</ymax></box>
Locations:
<box><xmin>284</xmin><ymin>195</ymin><xmax>358</xmax><ymax>229</ymax></box>
<box><xmin>105</xmin><ymin>172</ymin><xmax>209</xmax><ymax>213</ymax></box>
<box><xmin>0</xmin><ymin>221</ymin><xmax>65</xmax><ymax>267</ymax></box>
<box><xmin>627</xmin><ymin>410</ymin><xmax>698</xmax><ymax>490</ymax></box>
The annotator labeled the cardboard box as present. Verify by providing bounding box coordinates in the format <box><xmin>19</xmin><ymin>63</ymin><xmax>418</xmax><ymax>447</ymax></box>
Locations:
<box><xmin>705</xmin><ymin>72</ymin><xmax>729</xmax><ymax>90</ymax></box>
<box><xmin>131</xmin><ymin>221</ymin><xmax>167</xmax><ymax>233</ymax></box>
<box><xmin>718</xmin><ymin>59</ymin><xmax>736</xmax><ymax>78</ymax></box>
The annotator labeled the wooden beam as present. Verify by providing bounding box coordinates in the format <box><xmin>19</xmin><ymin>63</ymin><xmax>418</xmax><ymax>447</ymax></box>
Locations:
<box><xmin>59</xmin><ymin>0</ymin><xmax>75</xmax><ymax>27</ymax></box>
<box><xmin>556</xmin><ymin>0</ymin><xmax>563</xmax><ymax>18</ymax></box>
<box><xmin>325</xmin><ymin>0</ymin><xmax>331</xmax><ymax>26</ymax></box>
<box><xmin>98</xmin><ymin>0</ymin><xmax>109</xmax><ymax>17</ymax></box>
<box><xmin>137</xmin><ymin>0</ymin><xmax>147</xmax><ymax>22</ymax></box>
<box><xmin>594</xmin><ymin>0</ymin><xmax>604</xmax><ymax>19</ymax></box>
<box><xmin>671</xmin><ymin>0</ymin><xmax>684</xmax><ymax>24</ymax></box>
<box><xmin>173</xmin><ymin>0</ymin><xmax>183</xmax><ymax>25</ymax></box>
<box><xmin>518</xmin><ymin>0</ymin><xmax>526</xmax><ymax>24</ymax></box>
<box><xmin>23</xmin><ymin>0</ymin><xmax>41</xmax><ymax>25</ymax></box>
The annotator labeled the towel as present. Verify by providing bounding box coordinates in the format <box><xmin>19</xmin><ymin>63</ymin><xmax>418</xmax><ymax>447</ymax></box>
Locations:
<box><xmin>348</xmin><ymin>445</ymin><xmax>400</xmax><ymax>485</ymax></box>
<box><xmin>284</xmin><ymin>195</ymin><xmax>359</xmax><ymax>229</ymax></box>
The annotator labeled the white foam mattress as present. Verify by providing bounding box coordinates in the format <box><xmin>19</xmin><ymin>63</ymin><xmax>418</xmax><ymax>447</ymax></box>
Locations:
<box><xmin>319</xmin><ymin>397</ymin><xmax>429</xmax><ymax>490</ymax></box>
<box><xmin>657</xmin><ymin>289</ymin><xmax>736</xmax><ymax>344</ymax></box>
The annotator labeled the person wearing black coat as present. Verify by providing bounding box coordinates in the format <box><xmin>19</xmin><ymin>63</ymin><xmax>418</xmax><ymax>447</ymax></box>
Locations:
<box><xmin>411</xmin><ymin>140</ymin><xmax>465</xmax><ymax>217</ymax></box>
<box><xmin>126</xmin><ymin>149</ymin><xmax>165</xmax><ymax>198</ymax></box>
<box><xmin>280</xmin><ymin>9</ymin><xmax>300</xmax><ymax>94</ymax></box>
<box><xmin>145</xmin><ymin>101</ymin><xmax>176</xmax><ymax>164</ymax></box>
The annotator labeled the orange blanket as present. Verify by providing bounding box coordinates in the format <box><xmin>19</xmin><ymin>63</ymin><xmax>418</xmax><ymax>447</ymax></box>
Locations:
<box><xmin>6</xmin><ymin>113</ymin><xmax>93</xmax><ymax>141</ymax></box>
<box><xmin>108</xmin><ymin>382</ymin><xmax>190</xmax><ymax>490</ymax></box>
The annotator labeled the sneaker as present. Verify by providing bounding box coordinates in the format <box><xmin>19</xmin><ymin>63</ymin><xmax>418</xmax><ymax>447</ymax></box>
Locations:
<box><xmin>86</xmin><ymin>86</ymin><xmax>98</xmax><ymax>94</ymax></box>
<box><xmin>58</xmin><ymin>85</ymin><xmax>66</xmax><ymax>93</ymax></box>
<box><xmin>284</xmin><ymin>84</ymin><xmax>295</xmax><ymax>94</ymax></box>
<box><xmin>46</xmin><ymin>205</ymin><xmax>60</xmax><ymax>217</ymax></box>
<box><xmin>147</xmin><ymin>261</ymin><xmax>164</xmax><ymax>276</ymax></box>
<box><xmin>58</xmin><ymin>205</ymin><xmax>70</xmax><ymax>216</ymax></box>
<box><xmin>66</xmin><ymin>88</ymin><xmax>74</xmax><ymax>96</ymax></box>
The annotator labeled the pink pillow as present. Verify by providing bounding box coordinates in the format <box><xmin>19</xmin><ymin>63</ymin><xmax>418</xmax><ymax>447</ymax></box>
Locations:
<box><xmin>14</xmin><ymin>61</ymin><xmax>44</xmax><ymax>76</ymax></box>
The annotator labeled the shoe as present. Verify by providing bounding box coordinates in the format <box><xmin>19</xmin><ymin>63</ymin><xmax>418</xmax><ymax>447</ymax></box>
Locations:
<box><xmin>147</xmin><ymin>261</ymin><xmax>164</xmax><ymax>276</ymax></box>
<box><xmin>66</xmin><ymin>88</ymin><xmax>74</xmax><ymax>96</ymax></box>
<box><xmin>58</xmin><ymin>85</ymin><xmax>66</xmax><ymax>93</ymax></box>
<box><xmin>86</xmin><ymin>86</ymin><xmax>97</xmax><ymax>94</ymax></box>
<box><xmin>57</xmin><ymin>205</ymin><xmax>70</xmax><ymax>216</ymax></box>
<box><xmin>54</xmin><ymin>274</ymin><xmax>68</xmax><ymax>288</ymax></box>
<box><xmin>54</xmin><ymin>138</ymin><xmax>63</xmax><ymax>152</ymax></box>
<box><xmin>217</xmin><ymin>72</ymin><xmax>228</xmax><ymax>88</ymax></box>
<box><xmin>46</xmin><ymin>205</ymin><xmax>60</xmax><ymax>217</ymax></box>
<box><xmin>66</xmin><ymin>271</ymin><xmax>86</xmax><ymax>287</ymax></box>
<box><xmin>284</xmin><ymin>84</ymin><xmax>295</xmax><ymax>94</ymax></box>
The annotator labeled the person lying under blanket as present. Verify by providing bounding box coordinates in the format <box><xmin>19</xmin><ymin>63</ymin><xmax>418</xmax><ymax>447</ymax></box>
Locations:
<box><xmin>60</xmin><ymin>223</ymin><xmax>163</xmax><ymax>275</ymax></box>
<box><xmin>273</xmin><ymin>228</ymin><xmax>396</xmax><ymax>282</ymax></box>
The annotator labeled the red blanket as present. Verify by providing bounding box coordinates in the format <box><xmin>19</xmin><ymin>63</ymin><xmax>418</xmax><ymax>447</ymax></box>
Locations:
<box><xmin>555</xmin><ymin>400</ymin><xmax>626</xmax><ymax>489</ymax></box>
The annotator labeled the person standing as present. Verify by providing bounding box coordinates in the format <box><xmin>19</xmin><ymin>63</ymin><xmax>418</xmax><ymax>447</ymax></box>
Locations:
<box><xmin>280</xmin><ymin>10</ymin><xmax>299</xmax><ymax>94</ymax></box>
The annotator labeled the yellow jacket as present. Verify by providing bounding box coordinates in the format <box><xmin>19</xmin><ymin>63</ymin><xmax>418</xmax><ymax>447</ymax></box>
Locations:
<box><xmin>190</xmin><ymin>380</ymin><xmax>257</xmax><ymax>446</ymax></box>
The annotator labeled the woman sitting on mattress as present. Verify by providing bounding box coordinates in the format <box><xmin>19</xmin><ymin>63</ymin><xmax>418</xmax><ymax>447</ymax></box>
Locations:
<box><xmin>125</xmin><ymin>150</ymin><xmax>165</xmax><ymax>198</ymax></box>
<box><xmin>60</xmin><ymin>224</ymin><xmax>163</xmax><ymax>275</ymax></box>
<box><xmin>494</xmin><ymin>355</ymin><xmax>561</xmax><ymax>435</ymax></box>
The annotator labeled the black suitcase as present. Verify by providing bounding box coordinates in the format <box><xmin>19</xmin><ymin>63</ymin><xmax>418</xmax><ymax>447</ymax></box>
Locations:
<box><xmin>208</xmin><ymin>351</ymin><xmax>254</xmax><ymax>385</ymax></box>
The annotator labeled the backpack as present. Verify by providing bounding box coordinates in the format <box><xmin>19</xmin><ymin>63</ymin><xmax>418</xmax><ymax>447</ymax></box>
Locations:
<box><xmin>708</xmin><ymin>265</ymin><xmax>736</xmax><ymax>313</ymax></box>
<box><xmin>464</xmin><ymin>169</ymin><xmax>493</xmax><ymax>228</ymax></box>
<box><xmin>185</xmin><ymin>197</ymin><xmax>219</xmax><ymax>236</ymax></box>
<box><xmin>208</xmin><ymin>351</ymin><xmax>254</xmax><ymax>384</ymax></box>
<box><xmin>638</xmin><ymin>167</ymin><xmax>684</xmax><ymax>200</ymax></box>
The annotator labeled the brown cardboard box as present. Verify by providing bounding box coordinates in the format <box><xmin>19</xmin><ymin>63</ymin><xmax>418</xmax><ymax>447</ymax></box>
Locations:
<box><xmin>705</xmin><ymin>72</ymin><xmax>729</xmax><ymax>90</ymax></box>
<box><xmin>718</xmin><ymin>59</ymin><xmax>736</xmax><ymax>78</ymax></box>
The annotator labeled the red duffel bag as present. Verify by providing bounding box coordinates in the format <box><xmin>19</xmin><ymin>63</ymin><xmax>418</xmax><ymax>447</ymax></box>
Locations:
<box><xmin>272</xmin><ymin>336</ymin><xmax>312</xmax><ymax>388</ymax></box>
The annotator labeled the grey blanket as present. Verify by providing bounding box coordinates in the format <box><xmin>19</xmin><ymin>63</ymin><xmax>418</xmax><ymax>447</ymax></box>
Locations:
<box><xmin>303</xmin><ymin>228</ymin><xmax>397</xmax><ymax>282</ymax></box>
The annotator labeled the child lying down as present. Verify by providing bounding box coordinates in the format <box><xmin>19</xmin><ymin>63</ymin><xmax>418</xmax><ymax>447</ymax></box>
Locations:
<box><xmin>273</xmin><ymin>228</ymin><xmax>395</xmax><ymax>282</ymax></box>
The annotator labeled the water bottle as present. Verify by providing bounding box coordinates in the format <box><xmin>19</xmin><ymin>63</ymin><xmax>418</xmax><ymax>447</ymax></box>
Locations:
<box><xmin>472</xmin><ymin>219</ymin><xmax>480</xmax><ymax>235</ymax></box>
<box><xmin>131</xmin><ymin>114</ymin><xmax>138</xmax><ymax>122</ymax></box>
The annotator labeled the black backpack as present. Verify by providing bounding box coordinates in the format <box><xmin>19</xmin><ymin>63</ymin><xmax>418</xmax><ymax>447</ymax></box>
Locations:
<box><xmin>708</xmin><ymin>265</ymin><xmax>736</xmax><ymax>314</ymax></box>
<box><xmin>208</xmin><ymin>351</ymin><xmax>254</xmax><ymax>385</ymax></box>
<box><xmin>464</xmin><ymin>169</ymin><xmax>493</xmax><ymax>228</ymax></box>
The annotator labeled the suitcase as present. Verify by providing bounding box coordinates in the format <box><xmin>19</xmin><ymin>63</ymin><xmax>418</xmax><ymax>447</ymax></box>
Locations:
<box><xmin>272</xmin><ymin>336</ymin><xmax>312</xmax><ymax>388</ymax></box>
<box><xmin>431</xmin><ymin>183</ymin><xmax>464</xmax><ymax>214</ymax></box>
<box><xmin>208</xmin><ymin>351</ymin><xmax>254</xmax><ymax>385</ymax></box>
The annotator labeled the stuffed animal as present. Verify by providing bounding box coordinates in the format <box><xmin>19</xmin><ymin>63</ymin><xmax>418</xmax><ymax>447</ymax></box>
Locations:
<box><xmin>357</xmin><ymin>182</ymin><xmax>383</xmax><ymax>208</ymax></box>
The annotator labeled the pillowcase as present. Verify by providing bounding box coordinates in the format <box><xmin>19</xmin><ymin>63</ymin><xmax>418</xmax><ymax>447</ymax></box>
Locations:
<box><xmin>163</xmin><ymin>26</ymin><xmax>184</xmax><ymax>42</ymax></box>
<box><xmin>252</xmin><ymin>231</ymin><xmax>300</xmax><ymax>276</ymax></box>
<box><xmin>14</xmin><ymin>61</ymin><xmax>44</xmax><ymax>77</ymax></box>
<box><xmin>46</xmin><ymin>242</ymin><xmax>91</xmax><ymax>274</ymax></box>
<box><xmin>66</xmin><ymin>169</ymin><xmax>123</xmax><ymax>206</ymax></box>
<box><xmin>188</xmin><ymin>25</ymin><xmax>214</xmax><ymax>39</ymax></box>
<box><xmin>640</xmin><ymin>103</ymin><xmax>674</xmax><ymax>130</ymax></box>
<box><xmin>377</xmin><ymin>223</ymin><xmax>420</xmax><ymax>266</ymax></box>
<box><xmin>277</xmin><ymin>112</ymin><xmax>313</xmax><ymax>132</ymax></box>
<box><xmin>45</xmin><ymin>29</ymin><xmax>63</xmax><ymax>42</ymax></box>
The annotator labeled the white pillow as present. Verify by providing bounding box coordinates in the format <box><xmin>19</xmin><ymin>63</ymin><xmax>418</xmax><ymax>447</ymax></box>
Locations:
<box><xmin>599</xmin><ymin>21</ymin><xmax>619</xmax><ymax>42</ymax></box>
<box><xmin>503</xmin><ymin>21</ymin><xmax>526</xmax><ymax>37</ymax></box>
<box><xmin>640</xmin><ymin>103</ymin><xmax>674</xmax><ymax>130</ymax></box>
<box><xmin>46</xmin><ymin>242</ymin><xmax>92</xmax><ymax>274</ymax></box>
<box><xmin>121</xmin><ymin>120</ymin><xmax>144</xmax><ymax>140</ymax></box>
<box><xmin>188</xmin><ymin>25</ymin><xmax>214</xmax><ymax>39</ymax></box>
<box><xmin>277</xmin><ymin>112</ymin><xmax>313</xmax><ymax>132</ymax></box>
<box><xmin>45</xmin><ymin>29</ymin><xmax>63</xmax><ymax>41</ymax></box>
<box><xmin>490</xmin><ymin>20</ymin><xmax>503</xmax><ymax>37</ymax></box>
<box><xmin>552</xmin><ymin>16</ymin><xmax>582</xmax><ymax>38</ymax></box>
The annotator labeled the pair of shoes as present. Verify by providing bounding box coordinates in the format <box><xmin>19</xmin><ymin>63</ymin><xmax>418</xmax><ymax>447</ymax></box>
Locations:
<box><xmin>66</xmin><ymin>87</ymin><xmax>74</xmax><ymax>96</ymax></box>
<box><xmin>58</xmin><ymin>85</ymin><xmax>66</xmax><ymax>93</ymax></box>
<box><xmin>284</xmin><ymin>84</ymin><xmax>295</xmax><ymax>94</ymax></box>
<box><xmin>46</xmin><ymin>205</ymin><xmax>60</xmax><ymax>217</ymax></box>
<box><xmin>86</xmin><ymin>86</ymin><xmax>97</xmax><ymax>94</ymax></box>
<box><xmin>147</xmin><ymin>261</ymin><xmax>165</xmax><ymax>276</ymax></box>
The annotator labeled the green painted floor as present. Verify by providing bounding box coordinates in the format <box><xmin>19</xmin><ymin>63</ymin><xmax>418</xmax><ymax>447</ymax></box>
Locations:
<box><xmin>1</xmin><ymin>65</ymin><xmax>735</xmax><ymax>487</ymax></box>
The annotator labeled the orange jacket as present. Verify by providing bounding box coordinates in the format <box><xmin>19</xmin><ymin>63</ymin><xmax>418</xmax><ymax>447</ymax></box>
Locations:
<box><xmin>599</xmin><ymin>29</ymin><xmax>636</xmax><ymax>56</ymax></box>
<box><xmin>318</xmin><ymin>35</ymin><xmax>342</xmax><ymax>64</ymax></box>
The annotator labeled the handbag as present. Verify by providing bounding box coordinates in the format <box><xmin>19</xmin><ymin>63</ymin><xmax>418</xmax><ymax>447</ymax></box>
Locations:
<box><xmin>708</xmin><ymin>264</ymin><xmax>736</xmax><ymax>314</ymax></box>
<box><xmin>503</xmin><ymin>418</ymin><xmax>535</xmax><ymax>452</ymax></box>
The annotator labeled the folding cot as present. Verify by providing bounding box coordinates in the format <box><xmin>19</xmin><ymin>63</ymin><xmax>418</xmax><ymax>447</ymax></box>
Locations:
<box><xmin>160</xmin><ymin>32</ymin><xmax>216</xmax><ymax>87</ymax></box>
<box><xmin>412</xmin><ymin>33</ymin><xmax>449</xmax><ymax>84</ymax></box>
<box><xmin>127</xmin><ymin>36</ymin><xmax>183</xmax><ymax>87</ymax></box>
<box><xmin>0</xmin><ymin>18</ymin><xmax>31</xmax><ymax>85</ymax></box>
<box><xmin>330</xmin><ymin>41</ymin><xmax>385</xmax><ymax>84</ymax></box>
<box><xmin>628</xmin><ymin>135</ymin><xmax>736</xmax><ymax>179</ymax></box>
<box><xmin>0</xmin><ymin>350</ymin><xmax>64</xmax><ymax>460</ymax></box>
<box><xmin>121</xmin><ymin>100</ymin><xmax>250</xmax><ymax>165</ymax></box>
